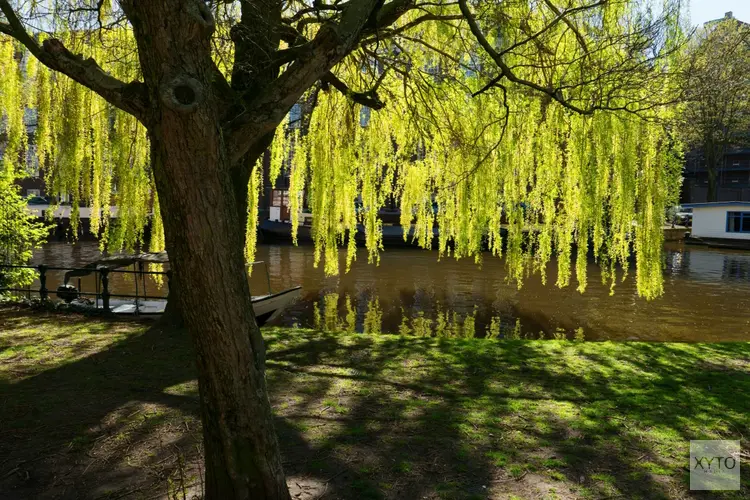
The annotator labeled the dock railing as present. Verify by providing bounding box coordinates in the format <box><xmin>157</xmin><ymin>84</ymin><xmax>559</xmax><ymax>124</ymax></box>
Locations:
<box><xmin>0</xmin><ymin>264</ymin><xmax>170</xmax><ymax>311</ymax></box>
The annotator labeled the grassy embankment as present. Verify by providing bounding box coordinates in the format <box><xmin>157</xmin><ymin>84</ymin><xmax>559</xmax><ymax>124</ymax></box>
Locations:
<box><xmin>0</xmin><ymin>307</ymin><xmax>748</xmax><ymax>499</ymax></box>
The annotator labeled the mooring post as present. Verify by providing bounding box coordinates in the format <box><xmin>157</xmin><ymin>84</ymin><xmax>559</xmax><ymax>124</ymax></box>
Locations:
<box><xmin>101</xmin><ymin>268</ymin><xmax>110</xmax><ymax>311</ymax></box>
<box><xmin>38</xmin><ymin>265</ymin><xmax>48</xmax><ymax>301</ymax></box>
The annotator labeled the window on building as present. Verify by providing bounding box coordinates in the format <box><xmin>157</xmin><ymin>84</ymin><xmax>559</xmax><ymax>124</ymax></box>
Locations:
<box><xmin>25</xmin><ymin>145</ymin><xmax>40</xmax><ymax>178</ymax></box>
<box><xmin>271</xmin><ymin>189</ymin><xmax>289</xmax><ymax>208</ymax></box>
<box><xmin>726</xmin><ymin>211</ymin><xmax>750</xmax><ymax>233</ymax></box>
<box><xmin>26</xmin><ymin>189</ymin><xmax>40</xmax><ymax>197</ymax></box>
<box><xmin>359</xmin><ymin>106</ymin><xmax>371</xmax><ymax>127</ymax></box>
<box><xmin>288</xmin><ymin>104</ymin><xmax>302</xmax><ymax>129</ymax></box>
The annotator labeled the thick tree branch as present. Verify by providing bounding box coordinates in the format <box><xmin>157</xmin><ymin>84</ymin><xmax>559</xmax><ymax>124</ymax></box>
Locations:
<box><xmin>367</xmin><ymin>0</ymin><xmax>416</xmax><ymax>35</ymax></box>
<box><xmin>0</xmin><ymin>0</ymin><xmax>148</xmax><ymax>120</ymax></box>
<box><xmin>231</xmin><ymin>0</ymin><xmax>282</xmax><ymax>99</ymax></box>
<box><xmin>322</xmin><ymin>71</ymin><xmax>386</xmax><ymax>109</ymax></box>
<box><xmin>271</xmin><ymin>41</ymin><xmax>315</xmax><ymax>67</ymax></box>
<box><xmin>284</xmin><ymin>0</ymin><xmax>417</xmax><ymax>39</ymax></box>
<box><xmin>285</xmin><ymin>4</ymin><xmax>345</xmax><ymax>23</ymax></box>
<box><xmin>226</xmin><ymin>0</ymin><xmax>385</xmax><ymax>163</ymax></box>
<box><xmin>472</xmin><ymin>73</ymin><xmax>504</xmax><ymax>97</ymax></box>
<box><xmin>279</xmin><ymin>0</ymin><xmax>425</xmax><ymax>67</ymax></box>
<box><xmin>361</xmin><ymin>13</ymin><xmax>463</xmax><ymax>43</ymax></box>
<box><xmin>277</xmin><ymin>26</ymin><xmax>386</xmax><ymax>109</ymax></box>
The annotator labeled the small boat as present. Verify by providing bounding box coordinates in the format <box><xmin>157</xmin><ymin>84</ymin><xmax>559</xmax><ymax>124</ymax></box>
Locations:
<box><xmin>60</xmin><ymin>253</ymin><xmax>301</xmax><ymax>326</ymax></box>
<box><xmin>246</xmin><ymin>285</ymin><xmax>302</xmax><ymax>326</ymax></box>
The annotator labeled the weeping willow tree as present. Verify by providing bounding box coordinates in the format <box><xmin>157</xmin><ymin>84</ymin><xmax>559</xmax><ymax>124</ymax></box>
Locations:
<box><xmin>0</xmin><ymin>0</ymin><xmax>685</xmax><ymax>498</ymax></box>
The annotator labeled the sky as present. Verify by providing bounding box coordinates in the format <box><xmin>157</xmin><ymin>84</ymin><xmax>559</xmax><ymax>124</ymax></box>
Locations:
<box><xmin>689</xmin><ymin>0</ymin><xmax>750</xmax><ymax>26</ymax></box>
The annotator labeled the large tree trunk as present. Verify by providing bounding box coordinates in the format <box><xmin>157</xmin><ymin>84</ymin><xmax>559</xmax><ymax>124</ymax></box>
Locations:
<box><xmin>704</xmin><ymin>140</ymin><xmax>718</xmax><ymax>203</ymax></box>
<box><xmin>707</xmin><ymin>168</ymin><xmax>718</xmax><ymax>202</ymax></box>
<box><xmin>122</xmin><ymin>1</ymin><xmax>290</xmax><ymax>498</ymax></box>
<box><xmin>151</xmin><ymin>132</ymin><xmax>288</xmax><ymax>499</ymax></box>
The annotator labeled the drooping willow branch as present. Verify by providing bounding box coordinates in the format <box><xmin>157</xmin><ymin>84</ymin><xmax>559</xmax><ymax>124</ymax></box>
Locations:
<box><xmin>0</xmin><ymin>0</ymin><xmax>148</xmax><ymax>120</ymax></box>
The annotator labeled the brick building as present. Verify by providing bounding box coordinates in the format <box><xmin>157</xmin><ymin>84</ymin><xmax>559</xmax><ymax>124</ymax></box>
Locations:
<box><xmin>682</xmin><ymin>148</ymin><xmax>750</xmax><ymax>203</ymax></box>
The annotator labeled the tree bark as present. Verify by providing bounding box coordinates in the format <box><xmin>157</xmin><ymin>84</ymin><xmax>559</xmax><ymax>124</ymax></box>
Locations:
<box><xmin>121</xmin><ymin>1</ymin><xmax>290</xmax><ymax>498</ymax></box>
<box><xmin>160</xmin><ymin>266</ymin><xmax>184</xmax><ymax>327</ymax></box>
<box><xmin>151</xmin><ymin>135</ymin><xmax>288</xmax><ymax>498</ymax></box>
<box><xmin>707</xmin><ymin>167</ymin><xmax>718</xmax><ymax>202</ymax></box>
<box><xmin>705</xmin><ymin>139</ymin><xmax>719</xmax><ymax>202</ymax></box>
<box><xmin>227</xmin><ymin>0</ymin><xmax>282</xmax><ymax>232</ymax></box>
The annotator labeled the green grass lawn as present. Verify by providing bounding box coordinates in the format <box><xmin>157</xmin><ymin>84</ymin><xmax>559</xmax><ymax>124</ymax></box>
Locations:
<box><xmin>0</xmin><ymin>307</ymin><xmax>748</xmax><ymax>499</ymax></box>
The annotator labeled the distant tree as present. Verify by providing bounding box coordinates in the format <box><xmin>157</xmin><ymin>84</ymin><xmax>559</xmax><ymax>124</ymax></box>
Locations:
<box><xmin>679</xmin><ymin>15</ymin><xmax>750</xmax><ymax>201</ymax></box>
<box><xmin>0</xmin><ymin>1</ymin><xmax>684</xmax><ymax>498</ymax></box>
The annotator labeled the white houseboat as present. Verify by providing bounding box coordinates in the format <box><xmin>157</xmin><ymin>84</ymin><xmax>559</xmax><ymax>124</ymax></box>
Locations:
<box><xmin>684</xmin><ymin>201</ymin><xmax>750</xmax><ymax>249</ymax></box>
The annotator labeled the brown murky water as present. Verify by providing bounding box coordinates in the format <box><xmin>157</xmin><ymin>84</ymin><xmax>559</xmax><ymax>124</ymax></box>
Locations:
<box><xmin>28</xmin><ymin>241</ymin><xmax>750</xmax><ymax>341</ymax></box>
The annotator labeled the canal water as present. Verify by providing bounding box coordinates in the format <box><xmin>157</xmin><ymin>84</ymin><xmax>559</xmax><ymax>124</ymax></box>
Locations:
<box><xmin>29</xmin><ymin>241</ymin><xmax>750</xmax><ymax>342</ymax></box>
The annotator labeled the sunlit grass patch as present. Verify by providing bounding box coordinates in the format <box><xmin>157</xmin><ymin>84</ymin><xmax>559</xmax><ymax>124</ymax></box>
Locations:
<box><xmin>0</xmin><ymin>312</ymin><xmax>145</xmax><ymax>382</ymax></box>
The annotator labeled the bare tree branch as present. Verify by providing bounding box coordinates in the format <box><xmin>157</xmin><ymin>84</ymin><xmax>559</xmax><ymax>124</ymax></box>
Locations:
<box><xmin>363</xmin><ymin>13</ymin><xmax>463</xmax><ymax>43</ymax></box>
<box><xmin>322</xmin><ymin>70</ymin><xmax>386</xmax><ymax>109</ymax></box>
<box><xmin>0</xmin><ymin>20</ymin><xmax>12</xmax><ymax>36</ymax></box>
<box><xmin>457</xmin><ymin>0</ymin><xmax>595</xmax><ymax>115</ymax></box>
<box><xmin>541</xmin><ymin>0</ymin><xmax>590</xmax><ymax>55</ymax></box>
<box><xmin>499</xmin><ymin>0</ymin><xmax>603</xmax><ymax>56</ymax></box>
<box><xmin>285</xmin><ymin>4</ymin><xmax>345</xmax><ymax>23</ymax></box>
<box><xmin>472</xmin><ymin>73</ymin><xmax>504</xmax><ymax>97</ymax></box>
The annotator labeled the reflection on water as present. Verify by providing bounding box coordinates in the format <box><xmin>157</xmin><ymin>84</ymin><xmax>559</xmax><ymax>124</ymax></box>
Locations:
<box><xmin>308</xmin><ymin>291</ymin><xmax>585</xmax><ymax>340</ymax></box>
<box><xmin>28</xmin><ymin>241</ymin><xmax>750</xmax><ymax>342</ymax></box>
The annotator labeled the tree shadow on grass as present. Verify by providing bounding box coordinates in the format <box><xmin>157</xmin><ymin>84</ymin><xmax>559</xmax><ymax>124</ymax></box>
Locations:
<box><xmin>1</xmin><ymin>309</ymin><xmax>748</xmax><ymax>499</ymax></box>
<box><xmin>268</xmin><ymin>334</ymin><xmax>496</xmax><ymax>499</ymax></box>
<box><xmin>0</xmin><ymin>311</ymin><xmax>202</xmax><ymax>498</ymax></box>
<box><xmin>265</xmin><ymin>333</ymin><xmax>750</xmax><ymax>499</ymax></box>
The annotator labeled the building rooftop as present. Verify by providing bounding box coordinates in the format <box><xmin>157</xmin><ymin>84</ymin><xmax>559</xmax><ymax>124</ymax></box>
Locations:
<box><xmin>682</xmin><ymin>201</ymin><xmax>750</xmax><ymax>209</ymax></box>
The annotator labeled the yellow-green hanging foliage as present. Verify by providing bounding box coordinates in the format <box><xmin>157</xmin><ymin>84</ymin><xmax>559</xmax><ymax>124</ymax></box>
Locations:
<box><xmin>0</xmin><ymin>38</ymin><xmax>26</xmax><ymax>179</ymax></box>
<box><xmin>244</xmin><ymin>158</ymin><xmax>264</xmax><ymax>274</ymax></box>
<box><xmin>274</xmin><ymin>2</ymin><xmax>682</xmax><ymax>300</ymax></box>
<box><xmin>0</xmin><ymin>1</ymin><xmax>683</xmax><ymax>300</ymax></box>
<box><xmin>0</xmin><ymin>27</ymin><xmax>160</xmax><ymax>252</ymax></box>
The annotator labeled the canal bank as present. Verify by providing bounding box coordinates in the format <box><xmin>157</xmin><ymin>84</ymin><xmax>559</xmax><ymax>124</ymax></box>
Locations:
<box><xmin>261</xmin><ymin>219</ymin><xmax>690</xmax><ymax>246</ymax></box>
